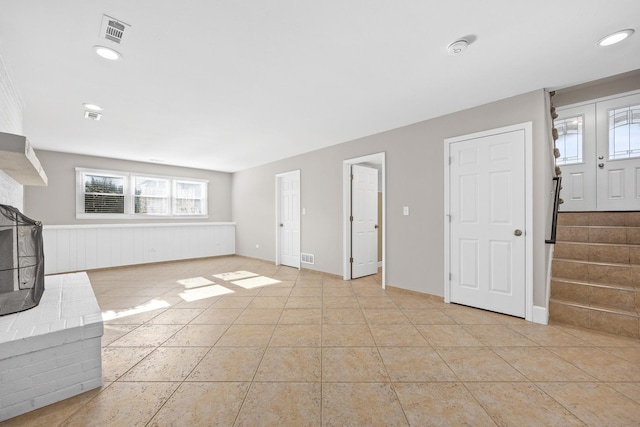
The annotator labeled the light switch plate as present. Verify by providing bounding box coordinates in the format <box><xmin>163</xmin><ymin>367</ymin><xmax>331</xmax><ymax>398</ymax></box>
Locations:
<box><xmin>403</xmin><ymin>206</ymin><xmax>409</xmax><ymax>215</ymax></box>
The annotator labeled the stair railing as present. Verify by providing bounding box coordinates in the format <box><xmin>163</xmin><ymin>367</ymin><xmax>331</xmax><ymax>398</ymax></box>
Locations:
<box><xmin>545</xmin><ymin>89</ymin><xmax>563</xmax><ymax>244</ymax></box>
<box><xmin>545</xmin><ymin>176</ymin><xmax>562</xmax><ymax>244</ymax></box>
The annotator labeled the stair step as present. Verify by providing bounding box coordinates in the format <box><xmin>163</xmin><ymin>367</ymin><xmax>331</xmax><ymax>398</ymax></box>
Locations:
<box><xmin>550</xmin><ymin>298</ymin><xmax>638</xmax><ymax>317</ymax></box>
<box><xmin>551</xmin><ymin>259</ymin><xmax>639</xmax><ymax>286</ymax></box>
<box><xmin>553</xmin><ymin>242</ymin><xmax>640</xmax><ymax>264</ymax></box>
<box><xmin>549</xmin><ymin>299</ymin><xmax>639</xmax><ymax>338</ymax></box>
<box><xmin>550</xmin><ymin>280</ymin><xmax>638</xmax><ymax>312</ymax></box>
<box><xmin>558</xmin><ymin>211</ymin><xmax>640</xmax><ymax>227</ymax></box>
<box><xmin>556</xmin><ymin>226</ymin><xmax>640</xmax><ymax>245</ymax></box>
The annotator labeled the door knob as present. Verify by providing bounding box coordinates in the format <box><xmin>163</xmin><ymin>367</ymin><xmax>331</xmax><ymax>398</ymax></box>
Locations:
<box><xmin>279</xmin><ymin>223</ymin><xmax>283</xmax><ymax>227</ymax></box>
<box><xmin>374</xmin><ymin>224</ymin><xmax>379</xmax><ymax>229</ymax></box>
<box><xmin>598</xmin><ymin>163</ymin><xmax>604</xmax><ymax>169</ymax></box>
<box><xmin>514</xmin><ymin>229</ymin><xmax>523</xmax><ymax>236</ymax></box>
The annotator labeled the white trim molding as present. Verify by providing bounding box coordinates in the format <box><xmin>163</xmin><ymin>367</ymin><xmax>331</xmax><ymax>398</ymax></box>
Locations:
<box><xmin>532</xmin><ymin>305</ymin><xmax>549</xmax><ymax>325</ymax></box>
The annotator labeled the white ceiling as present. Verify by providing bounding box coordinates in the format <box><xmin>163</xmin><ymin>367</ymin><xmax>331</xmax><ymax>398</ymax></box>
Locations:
<box><xmin>1</xmin><ymin>1</ymin><xmax>639</xmax><ymax>172</ymax></box>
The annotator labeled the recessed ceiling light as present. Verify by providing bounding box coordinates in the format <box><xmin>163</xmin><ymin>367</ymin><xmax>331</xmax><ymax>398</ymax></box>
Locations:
<box><xmin>93</xmin><ymin>45</ymin><xmax>122</xmax><ymax>60</ymax></box>
<box><xmin>597</xmin><ymin>29</ymin><xmax>634</xmax><ymax>47</ymax></box>
<box><xmin>82</xmin><ymin>103</ymin><xmax>103</xmax><ymax>111</ymax></box>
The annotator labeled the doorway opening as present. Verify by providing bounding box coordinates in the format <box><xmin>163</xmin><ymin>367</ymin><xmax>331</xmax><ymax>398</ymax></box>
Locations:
<box><xmin>343</xmin><ymin>152</ymin><xmax>386</xmax><ymax>288</ymax></box>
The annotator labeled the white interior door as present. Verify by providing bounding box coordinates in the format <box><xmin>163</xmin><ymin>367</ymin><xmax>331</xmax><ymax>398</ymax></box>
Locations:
<box><xmin>351</xmin><ymin>164</ymin><xmax>378</xmax><ymax>278</ymax></box>
<box><xmin>448</xmin><ymin>129</ymin><xmax>526</xmax><ymax>317</ymax></box>
<box><xmin>277</xmin><ymin>170</ymin><xmax>300</xmax><ymax>268</ymax></box>
<box><xmin>596</xmin><ymin>93</ymin><xmax>640</xmax><ymax>211</ymax></box>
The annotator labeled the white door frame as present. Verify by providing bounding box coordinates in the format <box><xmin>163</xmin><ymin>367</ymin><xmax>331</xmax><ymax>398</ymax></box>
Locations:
<box><xmin>343</xmin><ymin>152</ymin><xmax>386</xmax><ymax>288</ymax></box>
<box><xmin>444</xmin><ymin>122</ymin><xmax>533</xmax><ymax>321</ymax></box>
<box><xmin>275</xmin><ymin>169</ymin><xmax>301</xmax><ymax>269</ymax></box>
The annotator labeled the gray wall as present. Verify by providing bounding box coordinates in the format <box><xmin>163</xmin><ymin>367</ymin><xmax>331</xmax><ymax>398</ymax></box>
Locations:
<box><xmin>24</xmin><ymin>150</ymin><xmax>233</xmax><ymax>225</ymax></box>
<box><xmin>233</xmin><ymin>89</ymin><xmax>552</xmax><ymax>306</ymax></box>
<box><xmin>554</xmin><ymin>69</ymin><xmax>640</xmax><ymax>107</ymax></box>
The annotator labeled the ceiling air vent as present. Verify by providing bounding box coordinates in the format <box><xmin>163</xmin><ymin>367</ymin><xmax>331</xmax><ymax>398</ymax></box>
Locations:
<box><xmin>100</xmin><ymin>15</ymin><xmax>130</xmax><ymax>45</ymax></box>
<box><xmin>84</xmin><ymin>110</ymin><xmax>102</xmax><ymax>121</ymax></box>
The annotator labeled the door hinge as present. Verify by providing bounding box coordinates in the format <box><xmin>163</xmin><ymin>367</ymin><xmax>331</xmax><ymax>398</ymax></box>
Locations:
<box><xmin>350</xmin><ymin>174</ymin><xmax>354</xmax><ymax>180</ymax></box>
<box><xmin>349</xmin><ymin>215</ymin><xmax>353</xmax><ymax>222</ymax></box>
<box><xmin>349</xmin><ymin>257</ymin><xmax>353</xmax><ymax>263</ymax></box>
<box><xmin>449</xmin><ymin>272</ymin><xmax>452</xmax><ymax>280</ymax></box>
<box><xmin>449</xmin><ymin>156</ymin><xmax>452</xmax><ymax>165</ymax></box>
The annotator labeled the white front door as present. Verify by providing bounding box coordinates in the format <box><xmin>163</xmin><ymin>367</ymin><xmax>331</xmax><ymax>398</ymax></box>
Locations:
<box><xmin>448</xmin><ymin>128</ymin><xmax>526</xmax><ymax>317</ymax></box>
<box><xmin>555</xmin><ymin>104</ymin><xmax>597</xmax><ymax>211</ymax></box>
<box><xmin>277</xmin><ymin>170</ymin><xmax>300</xmax><ymax>268</ymax></box>
<box><xmin>596</xmin><ymin>93</ymin><xmax>640</xmax><ymax>211</ymax></box>
<box><xmin>351</xmin><ymin>164</ymin><xmax>378</xmax><ymax>278</ymax></box>
<box><xmin>558</xmin><ymin>92</ymin><xmax>640</xmax><ymax>211</ymax></box>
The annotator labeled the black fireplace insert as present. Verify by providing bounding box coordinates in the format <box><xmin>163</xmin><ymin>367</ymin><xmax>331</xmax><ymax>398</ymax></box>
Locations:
<box><xmin>0</xmin><ymin>204</ymin><xmax>45</xmax><ymax>316</ymax></box>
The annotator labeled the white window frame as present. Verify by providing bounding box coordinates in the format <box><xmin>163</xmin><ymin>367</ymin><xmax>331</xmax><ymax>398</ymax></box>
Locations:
<box><xmin>76</xmin><ymin>167</ymin><xmax>209</xmax><ymax>219</ymax></box>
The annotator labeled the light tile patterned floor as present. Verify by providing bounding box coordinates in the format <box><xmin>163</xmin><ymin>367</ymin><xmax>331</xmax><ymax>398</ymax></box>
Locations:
<box><xmin>3</xmin><ymin>255</ymin><xmax>640</xmax><ymax>426</ymax></box>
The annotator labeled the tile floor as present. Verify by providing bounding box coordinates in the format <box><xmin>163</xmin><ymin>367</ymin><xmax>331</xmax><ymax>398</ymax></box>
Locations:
<box><xmin>2</xmin><ymin>255</ymin><xmax>640</xmax><ymax>426</ymax></box>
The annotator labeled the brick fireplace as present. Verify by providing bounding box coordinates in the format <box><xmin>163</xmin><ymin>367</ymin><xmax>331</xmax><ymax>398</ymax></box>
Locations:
<box><xmin>0</xmin><ymin>272</ymin><xmax>103</xmax><ymax>421</ymax></box>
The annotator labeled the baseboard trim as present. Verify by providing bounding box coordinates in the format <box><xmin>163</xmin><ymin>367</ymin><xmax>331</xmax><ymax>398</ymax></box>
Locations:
<box><xmin>532</xmin><ymin>305</ymin><xmax>548</xmax><ymax>325</ymax></box>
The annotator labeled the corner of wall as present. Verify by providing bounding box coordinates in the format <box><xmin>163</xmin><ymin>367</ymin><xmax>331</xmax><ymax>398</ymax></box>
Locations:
<box><xmin>0</xmin><ymin>51</ymin><xmax>25</xmax><ymax>210</ymax></box>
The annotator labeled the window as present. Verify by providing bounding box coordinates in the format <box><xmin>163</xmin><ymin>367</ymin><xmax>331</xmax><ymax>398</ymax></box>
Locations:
<box><xmin>608</xmin><ymin>104</ymin><xmax>640</xmax><ymax>160</ymax></box>
<box><xmin>135</xmin><ymin>176</ymin><xmax>169</xmax><ymax>215</ymax></box>
<box><xmin>76</xmin><ymin>168</ymin><xmax>208</xmax><ymax>219</ymax></box>
<box><xmin>555</xmin><ymin>115</ymin><xmax>583</xmax><ymax>165</ymax></box>
<box><xmin>174</xmin><ymin>180</ymin><xmax>206</xmax><ymax>215</ymax></box>
<box><xmin>82</xmin><ymin>172</ymin><xmax>126</xmax><ymax>214</ymax></box>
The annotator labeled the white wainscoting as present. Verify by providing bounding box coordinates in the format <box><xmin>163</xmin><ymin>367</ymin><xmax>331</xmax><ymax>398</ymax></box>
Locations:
<box><xmin>43</xmin><ymin>222</ymin><xmax>236</xmax><ymax>275</ymax></box>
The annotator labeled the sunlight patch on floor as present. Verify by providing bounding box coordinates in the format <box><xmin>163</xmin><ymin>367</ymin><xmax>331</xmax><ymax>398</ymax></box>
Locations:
<box><xmin>179</xmin><ymin>284</ymin><xmax>234</xmax><ymax>302</ymax></box>
<box><xmin>231</xmin><ymin>276</ymin><xmax>281</xmax><ymax>289</ymax></box>
<box><xmin>213</xmin><ymin>271</ymin><xmax>259</xmax><ymax>281</ymax></box>
<box><xmin>102</xmin><ymin>299</ymin><xmax>171</xmax><ymax>321</ymax></box>
<box><xmin>177</xmin><ymin>277</ymin><xmax>215</xmax><ymax>289</ymax></box>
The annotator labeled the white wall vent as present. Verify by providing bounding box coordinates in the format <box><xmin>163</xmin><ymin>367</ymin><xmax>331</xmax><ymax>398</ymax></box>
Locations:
<box><xmin>100</xmin><ymin>15</ymin><xmax>130</xmax><ymax>45</ymax></box>
<box><xmin>84</xmin><ymin>111</ymin><xmax>102</xmax><ymax>121</ymax></box>
<box><xmin>301</xmin><ymin>253</ymin><xmax>315</xmax><ymax>264</ymax></box>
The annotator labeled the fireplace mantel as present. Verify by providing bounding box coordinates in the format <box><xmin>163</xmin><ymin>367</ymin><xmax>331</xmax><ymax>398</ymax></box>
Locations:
<box><xmin>0</xmin><ymin>131</ymin><xmax>48</xmax><ymax>186</ymax></box>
